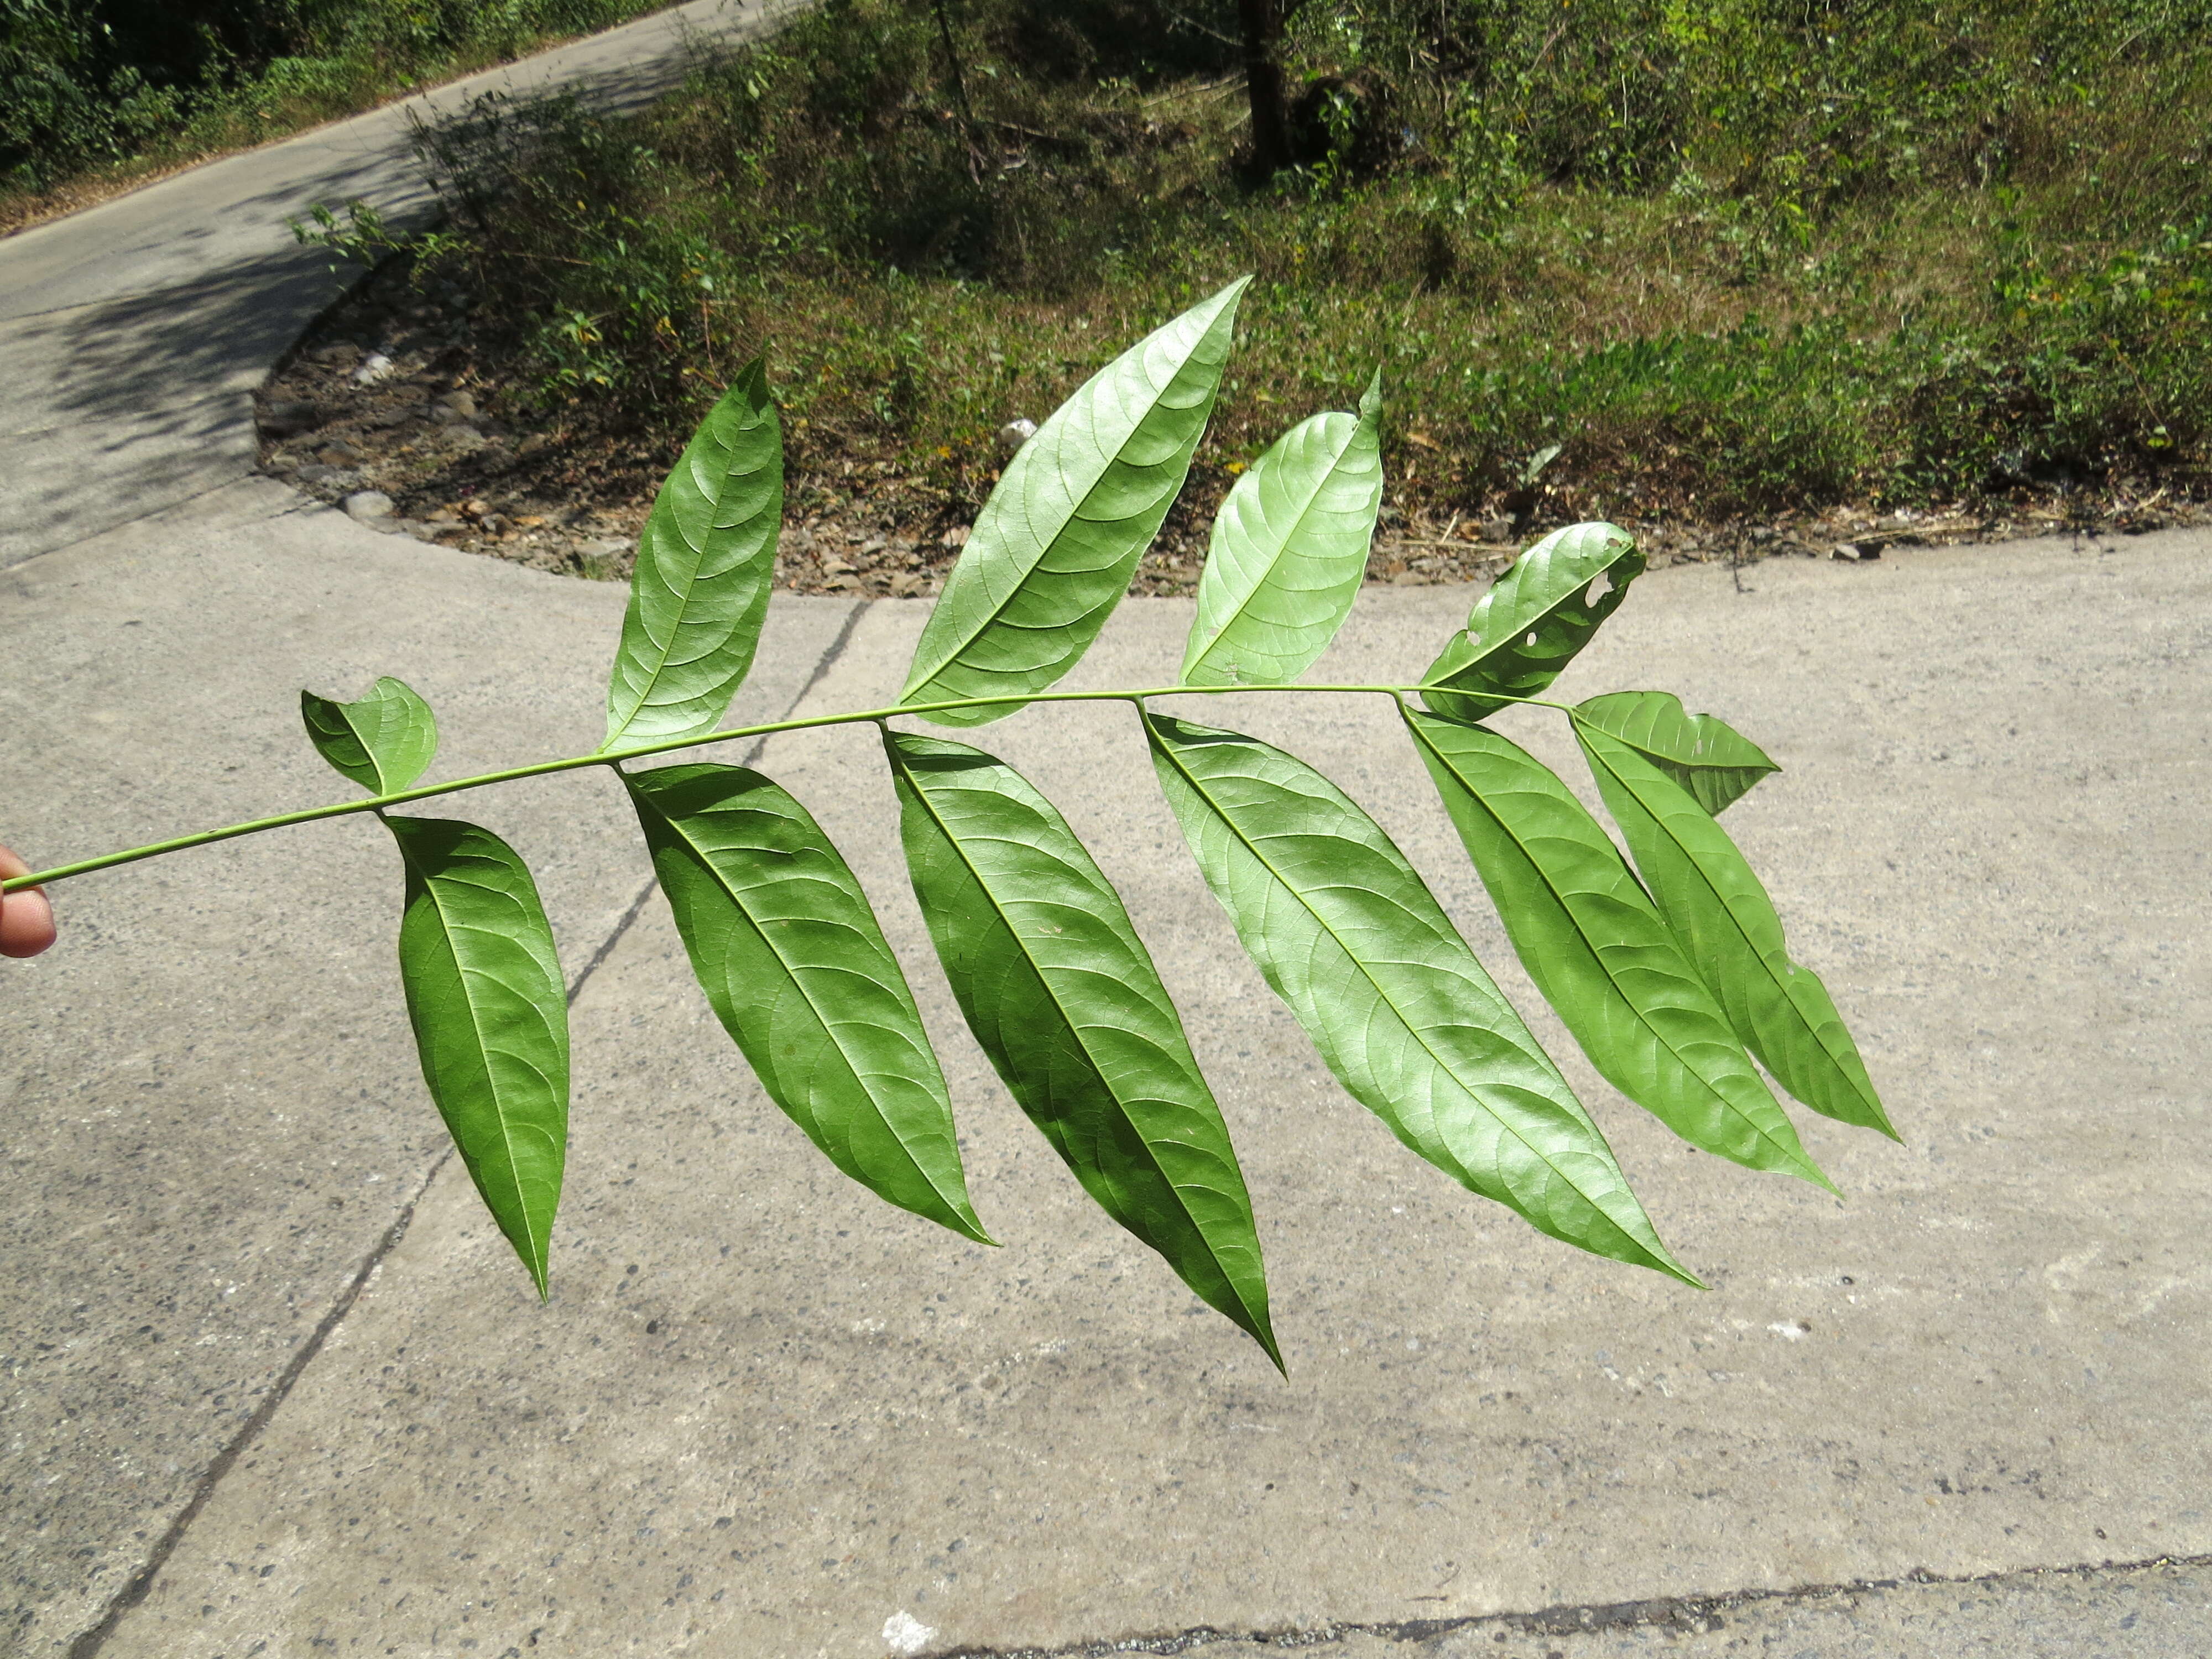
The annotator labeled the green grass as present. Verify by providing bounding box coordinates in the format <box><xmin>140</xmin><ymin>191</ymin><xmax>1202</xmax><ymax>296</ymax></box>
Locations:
<box><xmin>352</xmin><ymin>0</ymin><xmax>2212</xmax><ymax>536</ymax></box>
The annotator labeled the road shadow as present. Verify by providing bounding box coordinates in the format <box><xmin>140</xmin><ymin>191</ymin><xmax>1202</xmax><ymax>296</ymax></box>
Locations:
<box><xmin>1</xmin><ymin>37</ymin><xmax>724</xmax><ymax>564</ymax></box>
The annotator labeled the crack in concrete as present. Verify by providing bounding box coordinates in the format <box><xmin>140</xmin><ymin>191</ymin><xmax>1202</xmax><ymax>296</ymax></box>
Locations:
<box><xmin>931</xmin><ymin>1552</ymin><xmax>2212</xmax><ymax>1657</ymax></box>
<box><xmin>0</xmin><ymin>471</ymin><xmax>263</xmax><ymax>571</ymax></box>
<box><xmin>62</xmin><ymin>598</ymin><xmax>870</xmax><ymax>1656</ymax></box>
<box><xmin>61</xmin><ymin>1156</ymin><xmax>446</xmax><ymax>1659</ymax></box>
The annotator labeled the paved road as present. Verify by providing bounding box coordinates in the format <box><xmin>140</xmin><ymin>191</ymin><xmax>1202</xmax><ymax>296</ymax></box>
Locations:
<box><xmin>0</xmin><ymin>0</ymin><xmax>781</xmax><ymax>568</ymax></box>
<box><xmin>2</xmin><ymin>14</ymin><xmax>2208</xmax><ymax>1659</ymax></box>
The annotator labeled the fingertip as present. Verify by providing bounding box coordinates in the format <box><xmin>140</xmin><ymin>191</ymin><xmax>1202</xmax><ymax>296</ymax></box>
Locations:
<box><xmin>1</xmin><ymin>888</ymin><xmax>56</xmax><ymax>958</ymax></box>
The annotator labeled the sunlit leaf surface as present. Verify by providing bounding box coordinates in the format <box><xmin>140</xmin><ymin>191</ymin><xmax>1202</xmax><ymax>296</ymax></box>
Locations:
<box><xmin>1406</xmin><ymin>710</ymin><xmax>1829</xmax><ymax>1188</ymax></box>
<box><xmin>1575</xmin><ymin>690</ymin><xmax>1779</xmax><ymax>816</ymax></box>
<box><xmin>1182</xmin><ymin>371</ymin><xmax>1384</xmax><ymax>687</ymax></box>
<box><xmin>902</xmin><ymin>278</ymin><xmax>1249</xmax><ymax>725</ymax></box>
<box><xmin>300</xmin><ymin>676</ymin><xmax>437</xmax><ymax>794</ymax></box>
<box><xmin>1145</xmin><ymin>711</ymin><xmax>1692</xmax><ymax>1282</ymax></box>
<box><xmin>1421</xmin><ymin>522</ymin><xmax>1645</xmax><ymax>722</ymax></box>
<box><xmin>1578</xmin><ymin>725</ymin><xmax>1895</xmax><ymax>1137</ymax></box>
<box><xmin>604</xmin><ymin>359</ymin><xmax>783</xmax><ymax>750</ymax></box>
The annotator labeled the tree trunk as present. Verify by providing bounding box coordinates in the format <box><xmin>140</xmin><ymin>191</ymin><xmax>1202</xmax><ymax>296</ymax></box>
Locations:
<box><xmin>1236</xmin><ymin>0</ymin><xmax>1293</xmax><ymax>175</ymax></box>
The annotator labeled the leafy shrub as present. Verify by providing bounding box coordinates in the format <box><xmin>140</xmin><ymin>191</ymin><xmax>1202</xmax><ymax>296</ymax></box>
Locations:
<box><xmin>1900</xmin><ymin>218</ymin><xmax>2212</xmax><ymax>495</ymax></box>
<box><xmin>4</xmin><ymin>288</ymin><xmax>1899</xmax><ymax>1358</ymax></box>
<box><xmin>306</xmin><ymin>0</ymin><xmax>2212</xmax><ymax>541</ymax></box>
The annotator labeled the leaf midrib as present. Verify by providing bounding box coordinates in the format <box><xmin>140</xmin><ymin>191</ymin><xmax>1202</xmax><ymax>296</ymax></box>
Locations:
<box><xmin>394</xmin><ymin>828</ymin><xmax>549</xmax><ymax>1280</ymax></box>
<box><xmin>1149</xmin><ymin>719</ymin><xmax>1623</xmax><ymax>1213</ymax></box>
<box><xmin>634</xmin><ymin>780</ymin><xmax>963</xmax><ymax>1217</ymax></box>
<box><xmin>1190</xmin><ymin>415</ymin><xmax>1365</xmax><ymax>679</ymax></box>
<box><xmin>340</xmin><ymin>704</ymin><xmax>395</xmax><ymax>794</ymax></box>
<box><xmin>1580</xmin><ymin>732</ymin><xmax>1883</xmax><ymax>1130</ymax></box>
<box><xmin>1409</xmin><ymin>717</ymin><xmax>1806</xmax><ymax>1171</ymax></box>
<box><xmin>891</xmin><ymin>744</ymin><xmax>1254</xmax><ymax>1312</ymax></box>
<box><xmin>614</xmin><ymin>449</ymin><xmax>727</xmax><ymax>735</ymax></box>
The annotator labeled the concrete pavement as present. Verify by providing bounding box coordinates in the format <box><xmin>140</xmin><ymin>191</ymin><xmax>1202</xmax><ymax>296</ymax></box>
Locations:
<box><xmin>0</xmin><ymin>483</ymin><xmax>860</xmax><ymax>1653</ymax></box>
<box><xmin>9</xmin><ymin>515</ymin><xmax>2211</xmax><ymax>1656</ymax></box>
<box><xmin>3</xmin><ymin>4</ymin><xmax>2209</xmax><ymax>1652</ymax></box>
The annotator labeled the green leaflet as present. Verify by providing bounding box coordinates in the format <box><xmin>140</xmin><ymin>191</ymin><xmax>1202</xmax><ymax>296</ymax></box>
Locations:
<box><xmin>1144</xmin><ymin>712</ymin><xmax>1692</xmax><ymax>1283</ymax></box>
<box><xmin>901</xmin><ymin>278</ymin><xmax>1249</xmax><ymax>726</ymax></box>
<box><xmin>603</xmin><ymin>359</ymin><xmax>784</xmax><ymax>751</ymax></box>
<box><xmin>300</xmin><ymin>676</ymin><xmax>437</xmax><ymax>794</ymax></box>
<box><xmin>385</xmin><ymin>816</ymin><xmax>570</xmax><ymax>1296</ymax></box>
<box><xmin>1577</xmin><ymin>724</ymin><xmax>1896</xmax><ymax>1138</ymax></box>
<box><xmin>1421</xmin><ymin>522</ymin><xmax>1645</xmax><ymax>723</ymax></box>
<box><xmin>883</xmin><ymin>728</ymin><xmax>1279</xmax><ymax>1364</ymax></box>
<box><xmin>623</xmin><ymin>763</ymin><xmax>992</xmax><ymax>1242</ymax></box>
<box><xmin>1575</xmin><ymin>691</ymin><xmax>1779</xmax><ymax>816</ymax></box>
<box><xmin>1182</xmin><ymin>370</ymin><xmax>1384</xmax><ymax>687</ymax></box>
<box><xmin>1404</xmin><ymin>710</ymin><xmax>1830</xmax><ymax>1188</ymax></box>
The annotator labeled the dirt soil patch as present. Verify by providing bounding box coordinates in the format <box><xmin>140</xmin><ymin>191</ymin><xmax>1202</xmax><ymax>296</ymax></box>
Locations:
<box><xmin>257</xmin><ymin>263</ymin><xmax>2200</xmax><ymax>599</ymax></box>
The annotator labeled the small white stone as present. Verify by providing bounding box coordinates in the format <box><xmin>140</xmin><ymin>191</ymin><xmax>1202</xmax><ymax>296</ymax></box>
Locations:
<box><xmin>351</xmin><ymin>352</ymin><xmax>396</xmax><ymax>386</ymax></box>
<box><xmin>341</xmin><ymin>491</ymin><xmax>394</xmax><ymax>521</ymax></box>
<box><xmin>881</xmin><ymin>1610</ymin><xmax>937</xmax><ymax>1655</ymax></box>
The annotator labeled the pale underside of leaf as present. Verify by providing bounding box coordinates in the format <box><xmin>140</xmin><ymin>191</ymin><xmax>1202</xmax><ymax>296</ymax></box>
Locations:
<box><xmin>385</xmin><ymin>815</ymin><xmax>570</xmax><ymax>1296</ymax></box>
<box><xmin>1577</xmin><ymin>726</ymin><xmax>1895</xmax><ymax>1138</ymax></box>
<box><xmin>623</xmin><ymin>761</ymin><xmax>992</xmax><ymax>1241</ymax></box>
<box><xmin>1182</xmin><ymin>371</ymin><xmax>1384</xmax><ymax>687</ymax></box>
<box><xmin>603</xmin><ymin>361</ymin><xmax>784</xmax><ymax>750</ymax></box>
<box><xmin>901</xmin><ymin>276</ymin><xmax>1250</xmax><ymax>725</ymax></box>
<box><xmin>300</xmin><ymin>676</ymin><xmax>438</xmax><ymax>794</ymax></box>
<box><xmin>1574</xmin><ymin>690</ymin><xmax>1779</xmax><ymax>816</ymax></box>
<box><xmin>1421</xmin><ymin>521</ymin><xmax>1646</xmax><ymax>723</ymax></box>
<box><xmin>1143</xmin><ymin>711</ymin><xmax>1692</xmax><ymax>1282</ymax></box>
<box><xmin>1404</xmin><ymin>709</ymin><xmax>1830</xmax><ymax>1189</ymax></box>
<box><xmin>883</xmin><ymin>727</ymin><xmax>1280</xmax><ymax>1364</ymax></box>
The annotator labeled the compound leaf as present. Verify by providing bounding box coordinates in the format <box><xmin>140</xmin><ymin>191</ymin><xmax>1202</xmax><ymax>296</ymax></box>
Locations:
<box><xmin>385</xmin><ymin>815</ymin><xmax>569</xmax><ymax>1296</ymax></box>
<box><xmin>1144</xmin><ymin>711</ymin><xmax>1691</xmax><ymax>1282</ymax></box>
<box><xmin>1182</xmin><ymin>370</ymin><xmax>1384</xmax><ymax>687</ymax></box>
<box><xmin>901</xmin><ymin>277</ymin><xmax>1249</xmax><ymax>726</ymax></box>
<box><xmin>1421</xmin><ymin>522</ymin><xmax>1645</xmax><ymax>723</ymax></box>
<box><xmin>624</xmin><ymin>762</ymin><xmax>992</xmax><ymax>1242</ymax></box>
<box><xmin>1575</xmin><ymin>691</ymin><xmax>1778</xmax><ymax>816</ymax></box>
<box><xmin>1404</xmin><ymin>711</ymin><xmax>1829</xmax><ymax>1188</ymax></box>
<box><xmin>603</xmin><ymin>359</ymin><xmax>782</xmax><ymax>752</ymax></box>
<box><xmin>1577</xmin><ymin>724</ymin><xmax>1895</xmax><ymax>1138</ymax></box>
<box><xmin>884</xmin><ymin>728</ymin><xmax>1279</xmax><ymax>1364</ymax></box>
<box><xmin>300</xmin><ymin>676</ymin><xmax>437</xmax><ymax>794</ymax></box>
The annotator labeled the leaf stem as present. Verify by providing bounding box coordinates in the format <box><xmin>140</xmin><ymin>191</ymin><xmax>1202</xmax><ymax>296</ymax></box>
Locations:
<box><xmin>3</xmin><ymin>682</ymin><xmax>1568</xmax><ymax>892</ymax></box>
